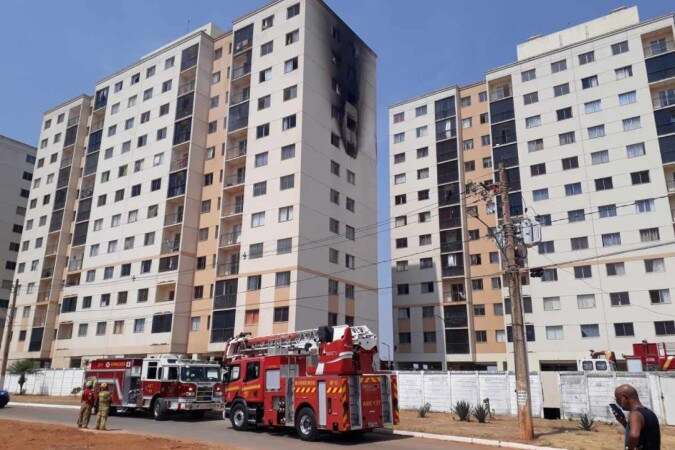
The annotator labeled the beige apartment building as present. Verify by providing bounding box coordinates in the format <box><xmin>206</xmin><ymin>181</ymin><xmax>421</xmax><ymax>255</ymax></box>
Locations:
<box><xmin>391</xmin><ymin>6</ymin><xmax>675</xmax><ymax>371</ymax></box>
<box><xmin>0</xmin><ymin>135</ymin><xmax>36</xmax><ymax>346</ymax></box>
<box><xmin>3</xmin><ymin>0</ymin><xmax>377</xmax><ymax>369</ymax></box>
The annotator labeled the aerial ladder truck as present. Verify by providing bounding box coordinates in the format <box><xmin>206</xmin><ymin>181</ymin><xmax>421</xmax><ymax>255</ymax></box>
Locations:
<box><xmin>221</xmin><ymin>325</ymin><xmax>399</xmax><ymax>441</ymax></box>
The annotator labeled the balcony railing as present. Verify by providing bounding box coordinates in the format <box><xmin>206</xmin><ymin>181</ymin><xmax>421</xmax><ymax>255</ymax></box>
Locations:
<box><xmin>224</xmin><ymin>173</ymin><xmax>245</xmax><ymax>187</ymax></box>
<box><xmin>161</xmin><ymin>239</ymin><xmax>181</xmax><ymax>253</ymax></box>
<box><xmin>177</xmin><ymin>80</ymin><xmax>196</xmax><ymax>96</ymax></box>
<box><xmin>442</xmin><ymin>266</ymin><xmax>464</xmax><ymax>277</ymax></box>
<box><xmin>90</xmin><ymin>117</ymin><xmax>104</xmax><ymax>132</ymax></box>
<box><xmin>170</xmin><ymin>156</ymin><xmax>188</xmax><ymax>171</ymax></box>
<box><xmin>231</xmin><ymin>63</ymin><xmax>251</xmax><ymax>80</ymax></box>
<box><xmin>230</xmin><ymin>91</ymin><xmax>250</xmax><ymax>105</ymax></box>
<box><xmin>68</xmin><ymin>257</ymin><xmax>83</xmax><ymax>271</ymax></box>
<box><xmin>164</xmin><ymin>212</ymin><xmax>183</xmax><ymax>226</ymax></box>
<box><xmin>225</xmin><ymin>144</ymin><xmax>247</xmax><ymax>160</ymax></box>
<box><xmin>79</xmin><ymin>186</ymin><xmax>94</xmax><ymax>199</ymax></box>
<box><xmin>67</xmin><ymin>115</ymin><xmax>80</xmax><ymax>127</ymax></box>
<box><xmin>233</xmin><ymin>38</ymin><xmax>252</xmax><ymax>54</ymax></box>
<box><xmin>45</xmin><ymin>244</ymin><xmax>58</xmax><ymax>255</ymax></box>
<box><xmin>443</xmin><ymin>292</ymin><xmax>466</xmax><ymax>303</ymax></box>
<box><xmin>217</xmin><ymin>262</ymin><xmax>240</xmax><ymax>277</ymax></box>
<box><xmin>441</xmin><ymin>241</ymin><xmax>463</xmax><ymax>253</ymax></box>
<box><xmin>490</xmin><ymin>86</ymin><xmax>512</xmax><ymax>102</ymax></box>
<box><xmin>214</xmin><ymin>293</ymin><xmax>237</xmax><ymax>309</ymax></box>
<box><xmin>222</xmin><ymin>202</ymin><xmax>244</xmax><ymax>217</ymax></box>
<box><xmin>41</xmin><ymin>268</ymin><xmax>54</xmax><ymax>279</ymax></box>
<box><xmin>168</xmin><ymin>184</ymin><xmax>186</xmax><ymax>198</ymax></box>
<box><xmin>60</xmin><ymin>155</ymin><xmax>73</xmax><ymax>168</ymax></box>
<box><xmin>219</xmin><ymin>231</ymin><xmax>241</xmax><ymax>247</ymax></box>
<box><xmin>653</xmin><ymin>90</ymin><xmax>675</xmax><ymax>109</ymax></box>
<box><xmin>644</xmin><ymin>38</ymin><xmax>675</xmax><ymax>58</ymax></box>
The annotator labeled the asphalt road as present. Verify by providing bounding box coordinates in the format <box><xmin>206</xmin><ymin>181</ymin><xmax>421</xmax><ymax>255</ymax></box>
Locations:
<box><xmin>1</xmin><ymin>403</ymin><xmax>498</xmax><ymax>450</ymax></box>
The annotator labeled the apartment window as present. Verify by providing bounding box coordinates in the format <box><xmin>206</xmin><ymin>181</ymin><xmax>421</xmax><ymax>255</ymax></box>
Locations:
<box><xmin>565</xmin><ymin>182</ymin><xmax>582</xmax><ymax>196</ymax></box>
<box><xmin>577</xmin><ymin>294</ymin><xmax>596</xmax><ymax>309</ymax></box>
<box><xmin>619</xmin><ymin>90</ymin><xmax>637</xmax><ymax>105</ymax></box>
<box><xmin>393</xmin><ymin>132</ymin><xmax>404</xmax><ymax>144</ymax></box>
<box><xmin>574</xmin><ymin>265</ymin><xmax>592</xmax><ymax>279</ymax></box>
<box><xmin>545</xmin><ymin>326</ymin><xmax>564</xmax><ymax>341</ymax></box>
<box><xmin>571</xmin><ymin>236</ymin><xmax>589</xmax><ymax>250</ymax></box>
<box><xmin>538</xmin><ymin>241</ymin><xmax>555</xmax><ymax>254</ymax></box>
<box><xmin>479</xmin><ymin>112</ymin><xmax>489</xmax><ymax>124</ymax></box>
<box><xmin>585</xmin><ymin>99</ymin><xmax>602</xmax><ymax>113</ymax></box>
<box><xmin>393</xmin><ymin>112</ymin><xmax>404</xmax><ymax>123</ymax></box>
<box><xmin>285</xmin><ymin>29</ymin><xmax>299</xmax><ymax>45</ymax></box>
<box><xmin>247</xmin><ymin>242</ymin><xmax>263</xmax><ymax>259</ymax></box>
<box><xmin>581</xmin><ymin>75</ymin><xmax>598</xmax><ymax>89</ymax></box>
<box><xmin>623</xmin><ymin>116</ymin><xmax>641</xmax><ymax>131</ymax></box>
<box><xmin>636</xmin><ymin>198</ymin><xmax>655</xmax><ymax>214</ymax></box>
<box><xmin>580</xmin><ymin>324</ymin><xmax>600</xmax><ymax>338</ymax></box>
<box><xmin>462</xmin><ymin>118</ymin><xmax>472</xmax><ymax>129</ymax></box>
<box><xmin>530</xmin><ymin>163</ymin><xmax>546</xmax><ymax>176</ymax></box>
<box><xmin>160</xmin><ymin>103</ymin><xmax>169</xmax><ymax>116</ymax></box>
<box><xmin>419</xmin><ymin>234</ymin><xmax>431</xmax><ymax>246</ymax></box>
<box><xmin>556</xmin><ymin>107</ymin><xmax>573</xmax><ymax>121</ymax></box>
<box><xmin>523</xmin><ymin>92</ymin><xmax>538</xmax><ymax>105</ymax></box>
<box><xmin>521</xmin><ymin>68</ymin><xmax>536</xmax><ymax>82</ymax></box>
<box><xmin>598</xmin><ymin>204</ymin><xmax>617</xmax><ymax>218</ymax></box>
<box><xmin>588</xmin><ymin>125</ymin><xmax>605</xmax><ymax>139</ymax></box>
<box><xmin>280</xmin><ymin>174</ymin><xmax>294</xmax><ymax>190</ymax></box>
<box><xmin>645</xmin><ymin>258</ymin><xmax>665</xmax><ymax>273</ymax></box>
<box><xmin>615</xmin><ymin>322</ymin><xmax>634</xmax><ymax>337</ymax></box>
<box><xmin>284</xmin><ymin>57</ymin><xmax>298</xmax><ymax>73</ymax></box>
<box><xmin>96</xmin><ymin>322</ymin><xmax>106</xmax><ymax>336</ymax></box>
<box><xmin>595</xmin><ymin>177</ymin><xmax>613</xmax><ymax>191</ymax></box>
<box><xmin>578</xmin><ymin>51</ymin><xmax>595</xmax><ymax>65</ymax></box>
<box><xmin>559</xmin><ymin>131</ymin><xmax>575</xmax><ymax>145</ymax></box>
<box><xmin>277</xmin><ymin>238</ymin><xmax>292</xmax><ymax>254</ymax></box>
<box><xmin>330</xmin><ymin>189</ymin><xmax>340</xmax><ymax>204</ymax></box>
<box><xmin>655</xmin><ymin>321</ymin><xmax>675</xmax><ymax>336</ymax></box>
<box><xmin>626</xmin><ymin>143</ymin><xmax>646</xmax><ymax>158</ymax></box>
<box><xmin>568</xmin><ymin>209</ymin><xmax>585</xmax><ymax>223</ymax></box>
<box><xmin>615</xmin><ymin>65</ymin><xmax>633</xmax><ymax>80</ymax></box>
<box><xmin>591</xmin><ymin>150</ymin><xmax>609</xmax><ymax>165</ymax></box>
<box><xmin>416</xmin><ymin>126</ymin><xmax>428</xmax><ymax>138</ymax></box>
<box><xmin>278</xmin><ymin>206</ymin><xmax>293</xmax><ymax>222</ymax></box>
<box><xmin>394</xmin><ymin>194</ymin><xmax>406</xmax><ymax>205</ymax></box>
<box><xmin>551</xmin><ymin>59</ymin><xmax>567</xmax><ymax>73</ymax></box>
<box><xmin>395</xmin><ymin>238</ymin><xmax>407</xmax><ymax>249</ymax></box>
<box><xmin>282</xmin><ymin>114</ymin><xmax>296</xmax><ymax>130</ymax></box>
<box><xmin>631</xmin><ymin>170</ymin><xmax>650</xmax><ymax>185</ymax></box>
<box><xmin>251</xmin><ymin>211</ymin><xmax>265</xmax><ymax>228</ymax></box>
<box><xmin>533</xmin><ymin>188</ymin><xmax>549</xmax><ymax>201</ymax></box>
<box><xmin>562</xmin><ymin>156</ymin><xmax>579</xmax><ymax>170</ymax></box>
<box><xmin>278</xmin><ymin>144</ymin><xmax>295</xmax><ymax>161</ymax></box>
<box><xmin>415</xmin><ymin>105</ymin><xmax>427</xmax><ymax>116</ymax></box>
<box><xmin>527</xmin><ymin>139</ymin><xmax>543</xmax><ymax>152</ymax></box>
<box><xmin>283</xmin><ymin>85</ymin><xmax>297</xmax><ymax>101</ymax></box>
<box><xmin>287</xmin><ymin>3</ymin><xmax>300</xmax><ymax>18</ymax></box>
<box><xmin>525</xmin><ymin>115</ymin><xmax>541</xmax><ymax>128</ymax></box>
<box><xmin>275</xmin><ymin>271</ymin><xmax>291</xmax><ymax>287</ymax></box>
<box><xmin>606</xmin><ymin>262</ymin><xmax>625</xmax><ymax>276</ymax></box>
<box><xmin>611</xmin><ymin>40</ymin><xmax>629</xmax><ymax>55</ymax></box>
<box><xmin>640</xmin><ymin>228</ymin><xmax>660</xmax><ymax>242</ymax></box>
<box><xmin>463</xmin><ymin>139</ymin><xmax>474</xmax><ymax>151</ymax></box>
<box><xmin>420</xmin><ymin>257</ymin><xmax>433</xmax><ymax>269</ymax></box>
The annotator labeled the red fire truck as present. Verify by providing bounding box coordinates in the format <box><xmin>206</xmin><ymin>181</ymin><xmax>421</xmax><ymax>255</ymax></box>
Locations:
<box><xmin>625</xmin><ymin>341</ymin><xmax>675</xmax><ymax>371</ymax></box>
<box><xmin>84</xmin><ymin>354</ymin><xmax>223</xmax><ymax>420</ymax></box>
<box><xmin>221</xmin><ymin>325</ymin><xmax>399</xmax><ymax>441</ymax></box>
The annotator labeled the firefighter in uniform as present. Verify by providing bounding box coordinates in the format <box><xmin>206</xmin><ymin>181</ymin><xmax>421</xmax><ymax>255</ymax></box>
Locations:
<box><xmin>95</xmin><ymin>383</ymin><xmax>112</xmax><ymax>431</ymax></box>
<box><xmin>77</xmin><ymin>381</ymin><xmax>96</xmax><ymax>428</ymax></box>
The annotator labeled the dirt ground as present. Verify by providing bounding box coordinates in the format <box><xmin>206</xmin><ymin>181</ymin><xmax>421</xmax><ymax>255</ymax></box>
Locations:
<box><xmin>397</xmin><ymin>410</ymin><xmax>675</xmax><ymax>450</ymax></box>
<box><xmin>9</xmin><ymin>394</ymin><xmax>80</xmax><ymax>405</ymax></box>
<box><xmin>0</xmin><ymin>419</ymin><xmax>237</xmax><ymax>450</ymax></box>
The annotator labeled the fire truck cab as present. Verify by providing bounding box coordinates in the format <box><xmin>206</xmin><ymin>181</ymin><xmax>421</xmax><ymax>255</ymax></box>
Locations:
<box><xmin>222</xmin><ymin>325</ymin><xmax>399</xmax><ymax>441</ymax></box>
<box><xmin>85</xmin><ymin>354</ymin><xmax>223</xmax><ymax>420</ymax></box>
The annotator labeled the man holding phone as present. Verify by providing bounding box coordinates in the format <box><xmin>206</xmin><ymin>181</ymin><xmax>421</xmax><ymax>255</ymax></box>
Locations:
<box><xmin>612</xmin><ymin>384</ymin><xmax>660</xmax><ymax>450</ymax></box>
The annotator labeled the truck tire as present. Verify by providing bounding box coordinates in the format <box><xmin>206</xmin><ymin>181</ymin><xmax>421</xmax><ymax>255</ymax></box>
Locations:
<box><xmin>295</xmin><ymin>407</ymin><xmax>319</xmax><ymax>441</ymax></box>
<box><xmin>190</xmin><ymin>410</ymin><xmax>206</xmax><ymax>420</ymax></box>
<box><xmin>230</xmin><ymin>402</ymin><xmax>249</xmax><ymax>431</ymax></box>
<box><xmin>152</xmin><ymin>398</ymin><xmax>168</xmax><ymax>421</ymax></box>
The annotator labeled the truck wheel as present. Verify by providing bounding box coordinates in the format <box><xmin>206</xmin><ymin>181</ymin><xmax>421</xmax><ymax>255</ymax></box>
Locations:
<box><xmin>152</xmin><ymin>398</ymin><xmax>168</xmax><ymax>421</ymax></box>
<box><xmin>296</xmin><ymin>407</ymin><xmax>319</xmax><ymax>441</ymax></box>
<box><xmin>230</xmin><ymin>403</ymin><xmax>248</xmax><ymax>431</ymax></box>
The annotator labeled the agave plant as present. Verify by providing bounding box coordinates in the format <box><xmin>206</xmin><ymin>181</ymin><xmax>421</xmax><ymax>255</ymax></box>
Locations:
<box><xmin>418</xmin><ymin>402</ymin><xmax>432</xmax><ymax>418</ymax></box>
<box><xmin>578</xmin><ymin>413</ymin><xmax>595</xmax><ymax>431</ymax></box>
<box><xmin>472</xmin><ymin>404</ymin><xmax>489</xmax><ymax>423</ymax></box>
<box><xmin>453</xmin><ymin>400</ymin><xmax>471</xmax><ymax>422</ymax></box>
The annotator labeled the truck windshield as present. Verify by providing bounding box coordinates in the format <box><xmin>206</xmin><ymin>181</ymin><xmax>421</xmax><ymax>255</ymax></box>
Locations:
<box><xmin>180</xmin><ymin>366</ymin><xmax>221</xmax><ymax>382</ymax></box>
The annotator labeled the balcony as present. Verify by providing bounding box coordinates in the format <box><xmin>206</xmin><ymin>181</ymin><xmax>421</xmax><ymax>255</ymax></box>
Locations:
<box><xmin>653</xmin><ymin>88</ymin><xmax>675</xmax><ymax>109</ymax></box>
<box><xmin>224</xmin><ymin>172</ymin><xmax>245</xmax><ymax>189</ymax></box>
<box><xmin>164</xmin><ymin>212</ymin><xmax>183</xmax><ymax>227</ymax></box>
<box><xmin>219</xmin><ymin>231</ymin><xmax>241</xmax><ymax>247</ymax></box>
<box><xmin>44</xmin><ymin>243</ymin><xmax>58</xmax><ymax>256</ymax></box>
<box><xmin>41</xmin><ymin>267</ymin><xmax>54</xmax><ymax>279</ymax></box>
<box><xmin>170</xmin><ymin>155</ymin><xmax>188</xmax><ymax>171</ymax></box>
<box><xmin>441</xmin><ymin>241</ymin><xmax>463</xmax><ymax>253</ymax></box>
<box><xmin>79</xmin><ymin>186</ymin><xmax>94</xmax><ymax>199</ymax></box>
<box><xmin>644</xmin><ymin>38</ymin><xmax>675</xmax><ymax>58</ymax></box>
<box><xmin>177</xmin><ymin>80</ymin><xmax>195</xmax><ymax>96</ymax></box>
<box><xmin>60</xmin><ymin>155</ymin><xmax>73</xmax><ymax>168</ymax></box>
<box><xmin>158</xmin><ymin>255</ymin><xmax>179</xmax><ymax>272</ymax></box>
<box><xmin>443</xmin><ymin>291</ymin><xmax>466</xmax><ymax>303</ymax></box>
<box><xmin>217</xmin><ymin>262</ymin><xmax>239</xmax><ymax>277</ymax></box>
<box><xmin>67</xmin><ymin>115</ymin><xmax>80</xmax><ymax>127</ymax></box>
<box><xmin>90</xmin><ymin>117</ymin><xmax>104</xmax><ymax>132</ymax></box>
<box><xmin>231</xmin><ymin>63</ymin><xmax>251</xmax><ymax>80</ymax></box>
<box><xmin>442</xmin><ymin>266</ymin><xmax>464</xmax><ymax>277</ymax></box>
<box><xmin>68</xmin><ymin>257</ymin><xmax>83</xmax><ymax>272</ymax></box>
<box><xmin>222</xmin><ymin>201</ymin><xmax>244</xmax><ymax>217</ymax></box>
<box><xmin>225</xmin><ymin>143</ymin><xmax>247</xmax><ymax>160</ymax></box>
<box><xmin>167</xmin><ymin>184</ymin><xmax>186</xmax><ymax>198</ymax></box>
<box><xmin>233</xmin><ymin>38</ymin><xmax>252</xmax><ymax>55</ymax></box>
<box><xmin>214</xmin><ymin>293</ymin><xmax>237</xmax><ymax>309</ymax></box>
<box><xmin>161</xmin><ymin>238</ymin><xmax>181</xmax><ymax>254</ymax></box>
<box><xmin>230</xmin><ymin>90</ymin><xmax>250</xmax><ymax>106</ymax></box>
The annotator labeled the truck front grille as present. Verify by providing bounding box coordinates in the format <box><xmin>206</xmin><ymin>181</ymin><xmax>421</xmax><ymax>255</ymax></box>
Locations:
<box><xmin>196</xmin><ymin>385</ymin><xmax>213</xmax><ymax>402</ymax></box>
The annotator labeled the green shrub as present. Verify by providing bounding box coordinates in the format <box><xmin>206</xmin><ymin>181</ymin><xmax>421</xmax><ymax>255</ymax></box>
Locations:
<box><xmin>473</xmin><ymin>403</ymin><xmax>489</xmax><ymax>423</ymax></box>
<box><xmin>418</xmin><ymin>402</ymin><xmax>431</xmax><ymax>418</ymax></box>
<box><xmin>453</xmin><ymin>400</ymin><xmax>471</xmax><ymax>421</ymax></box>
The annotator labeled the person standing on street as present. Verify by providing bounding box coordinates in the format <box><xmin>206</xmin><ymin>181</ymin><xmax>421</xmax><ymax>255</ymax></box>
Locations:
<box><xmin>613</xmin><ymin>384</ymin><xmax>660</xmax><ymax>450</ymax></box>
<box><xmin>76</xmin><ymin>381</ymin><xmax>96</xmax><ymax>428</ymax></box>
<box><xmin>95</xmin><ymin>383</ymin><xmax>112</xmax><ymax>431</ymax></box>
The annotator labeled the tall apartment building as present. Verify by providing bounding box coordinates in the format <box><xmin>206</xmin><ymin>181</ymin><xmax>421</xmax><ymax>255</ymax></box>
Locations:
<box><xmin>487</xmin><ymin>6</ymin><xmax>675</xmax><ymax>370</ymax></box>
<box><xmin>0</xmin><ymin>135</ymin><xmax>36</xmax><ymax>339</ymax></box>
<box><xmin>390</xmin><ymin>6</ymin><xmax>675</xmax><ymax>371</ymax></box>
<box><xmin>389</xmin><ymin>84</ymin><xmax>505</xmax><ymax>370</ymax></box>
<box><xmin>5</xmin><ymin>0</ymin><xmax>377</xmax><ymax>369</ymax></box>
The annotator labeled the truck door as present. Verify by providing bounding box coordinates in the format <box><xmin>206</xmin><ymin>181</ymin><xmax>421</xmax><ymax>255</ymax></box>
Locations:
<box><xmin>243</xmin><ymin>360</ymin><xmax>261</xmax><ymax>402</ymax></box>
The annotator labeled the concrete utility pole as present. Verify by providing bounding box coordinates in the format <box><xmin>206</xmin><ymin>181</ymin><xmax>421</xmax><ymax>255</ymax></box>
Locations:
<box><xmin>0</xmin><ymin>279</ymin><xmax>20</xmax><ymax>387</ymax></box>
<box><xmin>498</xmin><ymin>165</ymin><xmax>534</xmax><ymax>441</ymax></box>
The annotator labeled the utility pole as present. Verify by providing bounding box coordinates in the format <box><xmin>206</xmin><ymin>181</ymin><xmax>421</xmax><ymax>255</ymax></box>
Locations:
<box><xmin>0</xmin><ymin>279</ymin><xmax>19</xmax><ymax>387</ymax></box>
<box><xmin>499</xmin><ymin>165</ymin><xmax>534</xmax><ymax>441</ymax></box>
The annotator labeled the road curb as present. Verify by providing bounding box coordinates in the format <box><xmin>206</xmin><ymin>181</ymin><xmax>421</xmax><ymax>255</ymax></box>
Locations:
<box><xmin>385</xmin><ymin>429</ymin><xmax>565</xmax><ymax>450</ymax></box>
<box><xmin>8</xmin><ymin>402</ymin><xmax>79</xmax><ymax>410</ymax></box>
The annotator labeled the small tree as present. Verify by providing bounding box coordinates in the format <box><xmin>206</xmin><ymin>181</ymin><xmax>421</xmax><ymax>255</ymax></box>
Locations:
<box><xmin>8</xmin><ymin>359</ymin><xmax>37</xmax><ymax>395</ymax></box>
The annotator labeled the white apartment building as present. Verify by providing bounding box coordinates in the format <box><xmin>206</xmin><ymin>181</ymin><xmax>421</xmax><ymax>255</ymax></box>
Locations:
<box><xmin>0</xmin><ymin>135</ymin><xmax>36</xmax><ymax>340</ymax></box>
<box><xmin>4</xmin><ymin>0</ymin><xmax>377</xmax><ymax>369</ymax></box>
<box><xmin>486</xmin><ymin>6</ymin><xmax>675</xmax><ymax>370</ymax></box>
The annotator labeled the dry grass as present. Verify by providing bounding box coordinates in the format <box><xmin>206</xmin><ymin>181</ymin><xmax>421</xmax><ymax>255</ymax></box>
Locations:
<box><xmin>397</xmin><ymin>409</ymin><xmax>675</xmax><ymax>450</ymax></box>
<box><xmin>0</xmin><ymin>419</ymin><xmax>237</xmax><ymax>450</ymax></box>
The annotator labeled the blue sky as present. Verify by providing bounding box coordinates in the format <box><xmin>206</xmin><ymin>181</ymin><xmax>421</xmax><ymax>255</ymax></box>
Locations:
<box><xmin>0</xmin><ymin>0</ymin><xmax>668</xmax><ymax>351</ymax></box>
